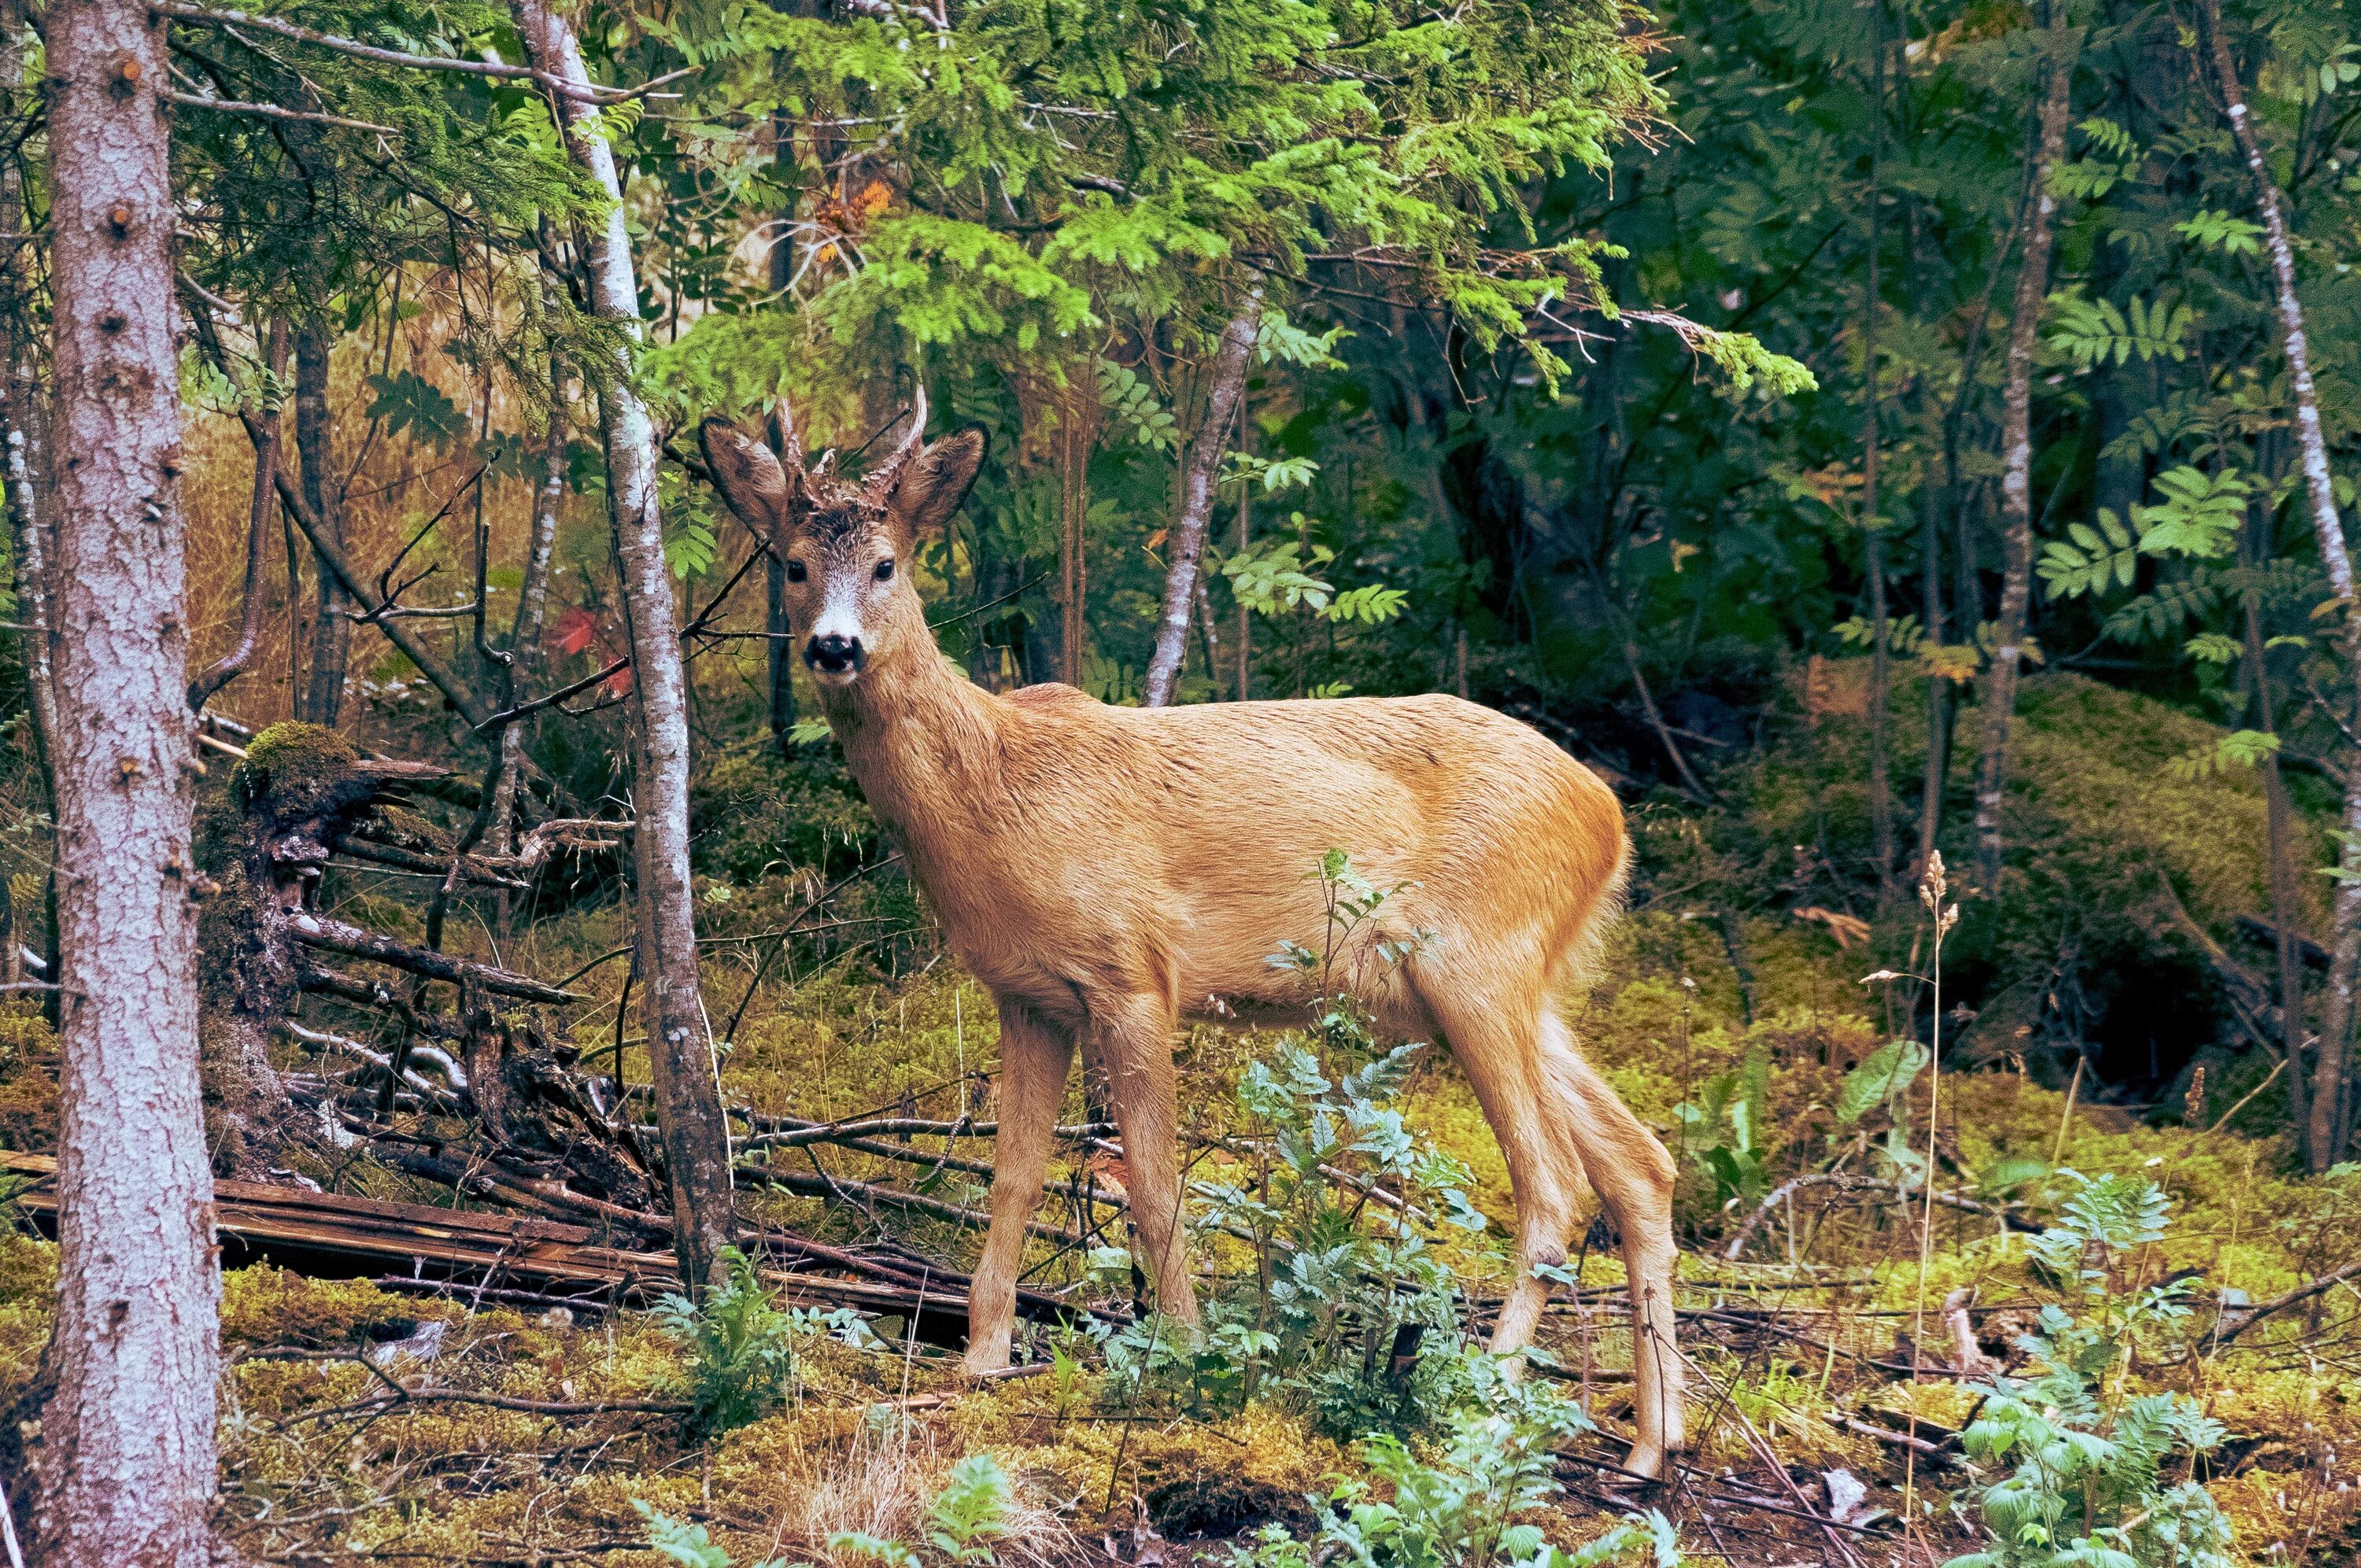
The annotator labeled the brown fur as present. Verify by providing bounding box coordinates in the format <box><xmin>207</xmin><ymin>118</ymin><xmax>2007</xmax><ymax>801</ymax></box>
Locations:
<box><xmin>701</xmin><ymin>406</ymin><xmax>1685</xmax><ymax>1476</ymax></box>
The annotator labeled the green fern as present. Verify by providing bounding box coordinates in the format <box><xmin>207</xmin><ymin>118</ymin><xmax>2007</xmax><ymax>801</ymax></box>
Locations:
<box><xmin>2038</xmin><ymin>509</ymin><xmax>2138</xmax><ymax>600</ymax></box>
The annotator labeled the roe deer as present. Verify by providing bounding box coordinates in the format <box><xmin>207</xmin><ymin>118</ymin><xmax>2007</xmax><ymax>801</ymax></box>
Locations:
<box><xmin>700</xmin><ymin>393</ymin><xmax>1685</xmax><ymax>1477</ymax></box>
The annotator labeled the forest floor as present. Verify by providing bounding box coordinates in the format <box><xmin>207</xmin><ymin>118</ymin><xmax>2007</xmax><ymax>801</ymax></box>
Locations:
<box><xmin>1</xmin><ymin>673</ymin><xmax>2355</xmax><ymax>1568</ymax></box>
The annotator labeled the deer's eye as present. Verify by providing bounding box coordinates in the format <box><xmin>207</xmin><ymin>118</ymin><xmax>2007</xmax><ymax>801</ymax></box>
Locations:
<box><xmin>785</xmin><ymin>559</ymin><xmax>808</xmax><ymax>583</ymax></box>
<box><xmin>874</xmin><ymin>558</ymin><xmax>896</xmax><ymax>582</ymax></box>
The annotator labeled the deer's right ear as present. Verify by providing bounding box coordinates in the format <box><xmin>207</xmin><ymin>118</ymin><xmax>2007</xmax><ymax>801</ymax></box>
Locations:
<box><xmin>700</xmin><ymin>417</ymin><xmax>796</xmax><ymax>530</ymax></box>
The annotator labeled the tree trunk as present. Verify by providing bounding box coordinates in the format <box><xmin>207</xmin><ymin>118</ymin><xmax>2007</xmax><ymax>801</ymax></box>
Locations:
<box><xmin>296</xmin><ymin>319</ymin><xmax>352</xmax><ymax>725</ymax></box>
<box><xmin>1971</xmin><ymin>20</ymin><xmax>2075</xmax><ymax>893</ymax></box>
<box><xmin>1144</xmin><ymin>286</ymin><xmax>1261</xmax><ymax>708</ymax></box>
<box><xmin>2199</xmin><ymin>0</ymin><xmax>2359</xmax><ymax>1168</ymax></box>
<box><xmin>1861</xmin><ymin>0</ymin><xmax>1895</xmax><ymax>895</ymax></box>
<box><xmin>0</xmin><ymin>0</ymin><xmax>57</xmax><ymax>788</ymax></box>
<box><xmin>190</xmin><ymin>317</ymin><xmax>289</xmax><ymax>713</ymax></box>
<box><xmin>488</xmin><ymin>367</ymin><xmax>569</xmax><ymax>862</ymax></box>
<box><xmin>1058</xmin><ymin>373</ymin><xmax>1093</xmax><ymax>687</ymax></box>
<box><xmin>515</xmin><ymin>0</ymin><xmax>737</xmax><ymax>1289</ymax></box>
<box><xmin>32</xmin><ymin>0</ymin><xmax>223</xmax><ymax>1556</ymax></box>
<box><xmin>2240</xmin><ymin>512</ymin><xmax>2312</xmax><ymax>1155</ymax></box>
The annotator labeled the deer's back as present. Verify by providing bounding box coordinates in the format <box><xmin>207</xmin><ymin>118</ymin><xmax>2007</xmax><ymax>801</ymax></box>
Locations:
<box><xmin>929</xmin><ymin>690</ymin><xmax>1625</xmax><ymax>1022</ymax></box>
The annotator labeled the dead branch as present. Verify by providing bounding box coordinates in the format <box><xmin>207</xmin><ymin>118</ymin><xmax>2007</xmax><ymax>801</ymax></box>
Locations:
<box><xmin>1724</xmin><ymin>1172</ymin><xmax>2019</xmax><ymax>1261</ymax></box>
<box><xmin>286</xmin><ymin>911</ymin><xmax>584</xmax><ymax>1004</ymax></box>
<box><xmin>2214</xmin><ymin>1256</ymin><xmax>2361</xmax><ymax>1346</ymax></box>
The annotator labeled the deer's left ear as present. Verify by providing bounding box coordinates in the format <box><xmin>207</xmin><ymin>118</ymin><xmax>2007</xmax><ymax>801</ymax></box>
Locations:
<box><xmin>889</xmin><ymin>425</ymin><xmax>988</xmax><ymax>538</ymax></box>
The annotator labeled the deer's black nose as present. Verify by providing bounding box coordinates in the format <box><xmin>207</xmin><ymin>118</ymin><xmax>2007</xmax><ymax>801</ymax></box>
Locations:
<box><xmin>807</xmin><ymin>633</ymin><xmax>863</xmax><ymax>674</ymax></box>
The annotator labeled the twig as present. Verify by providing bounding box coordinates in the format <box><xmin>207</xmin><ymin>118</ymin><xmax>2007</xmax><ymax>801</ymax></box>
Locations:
<box><xmin>1725</xmin><ymin>1173</ymin><xmax>2017</xmax><ymax>1260</ymax></box>
<box><xmin>153</xmin><ymin>2</ymin><xmax>674</xmax><ymax>101</ymax></box>
<box><xmin>161</xmin><ymin>88</ymin><xmax>396</xmax><ymax>133</ymax></box>
<box><xmin>2214</xmin><ymin>1257</ymin><xmax>2361</xmax><ymax>1347</ymax></box>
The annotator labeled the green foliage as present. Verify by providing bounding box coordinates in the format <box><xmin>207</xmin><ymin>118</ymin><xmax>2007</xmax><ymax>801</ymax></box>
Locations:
<box><xmin>1675</xmin><ymin>1042</ymin><xmax>1772</xmax><ymax>1210</ymax></box>
<box><xmin>1945</xmin><ymin>1175</ymin><xmax>2236</xmax><ymax>1568</ymax></box>
<box><xmin>654</xmin><ymin>1246</ymin><xmax>818</xmax><ymax>1438</ymax></box>
<box><xmin>2046</xmin><ymin>291</ymin><xmax>2193</xmax><ymax>369</ymax></box>
<box><xmin>635</xmin><ymin>1501</ymin><xmax>789</xmax><ymax>1568</ymax></box>
<box><xmin>1229</xmin><ymin>1359</ymin><xmax>1682</xmax><ymax>1568</ymax></box>
<box><xmin>830</xmin><ymin>1455</ymin><xmax>1015</xmax><ymax>1568</ymax></box>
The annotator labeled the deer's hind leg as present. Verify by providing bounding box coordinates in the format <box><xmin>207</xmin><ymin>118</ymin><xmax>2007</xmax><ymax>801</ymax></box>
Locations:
<box><xmin>1535</xmin><ymin>1009</ymin><xmax>1684</xmax><ymax>1479</ymax></box>
<box><xmin>1089</xmin><ymin>989</ymin><xmax>1200</xmax><ymax>1328</ymax></box>
<box><xmin>966</xmin><ymin>996</ymin><xmax>1075</xmax><ymax>1373</ymax></box>
<box><xmin>1413</xmin><ymin>977</ymin><xmax>1585</xmax><ymax>1367</ymax></box>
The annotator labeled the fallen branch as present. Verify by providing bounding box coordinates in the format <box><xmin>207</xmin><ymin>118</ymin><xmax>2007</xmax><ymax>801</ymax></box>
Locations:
<box><xmin>2213</xmin><ymin>1256</ymin><xmax>2361</xmax><ymax>1347</ymax></box>
<box><xmin>1724</xmin><ymin>1172</ymin><xmax>2019</xmax><ymax>1261</ymax></box>
<box><xmin>288</xmin><ymin>911</ymin><xmax>584</xmax><ymax>1004</ymax></box>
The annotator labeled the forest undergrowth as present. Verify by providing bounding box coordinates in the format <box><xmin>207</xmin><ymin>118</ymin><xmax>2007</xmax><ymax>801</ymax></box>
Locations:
<box><xmin>0</xmin><ymin>669</ymin><xmax>2354</xmax><ymax>1568</ymax></box>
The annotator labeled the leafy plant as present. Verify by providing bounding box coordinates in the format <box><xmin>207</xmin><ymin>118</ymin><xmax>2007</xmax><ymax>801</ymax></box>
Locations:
<box><xmin>830</xmin><ymin>1455</ymin><xmax>1017</xmax><ymax>1568</ymax></box>
<box><xmin>1673</xmin><ymin>1042</ymin><xmax>1772</xmax><ymax>1211</ymax></box>
<box><xmin>1229</xmin><ymin>1357</ymin><xmax>1682</xmax><ymax>1568</ymax></box>
<box><xmin>1945</xmin><ymin>1174</ymin><xmax>2236</xmax><ymax>1568</ymax></box>
<box><xmin>654</xmin><ymin>1245</ymin><xmax>842</xmax><ymax>1438</ymax></box>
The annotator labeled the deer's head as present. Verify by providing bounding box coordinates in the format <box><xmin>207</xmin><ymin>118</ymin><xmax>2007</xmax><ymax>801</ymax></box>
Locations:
<box><xmin>700</xmin><ymin>389</ymin><xmax>985</xmax><ymax>687</ymax></box>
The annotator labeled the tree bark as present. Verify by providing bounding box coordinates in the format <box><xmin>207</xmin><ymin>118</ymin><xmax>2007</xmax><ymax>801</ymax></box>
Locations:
<box><xmin>1861</xmin><ymin>0</ymin><xmax>1895</xmax><ymax>896</ymax></box>
<box><xmin>1058</xmin><ymin>372</ymin><xmax>1093</xmax><ymax>687</ymax></box>
<box><xmin>488</xmin><ymin>366</ymin><xmax>569</xmax><ymax>861</ymax></box>
<box><xmin>0</xmin><ymin>0</ymin><xmax>57</xmax><ymax>788</ymax></box>
<box><xmin>1971</xmin><ymin>20</ymin><xmax>2074</xmax><ymax>893</ymax></box>
<box><xmin>1144</xmin><ymin>286</ymin><xmax>1261</xmax><ymax>707</ymax></box>
<box><xmin>2199</xmin><ymin>0</ymin><xmax>2359</xmax><ymax>1168</ymax></box>
<box><xmin>33</xmin><ymin>0</ymin><xmax>223</xmax><ymax>1556</ymax></box>
<box><xmin>190</xmin><ymin>317</ymin><xmax>289</xmax><ymax>712</ymax></box>
<box><xmin>515</xmin><ymin>0</ymin><xmax>736</xmax><ymax>1289</ymax></box>
<box><xmin>295</xmin><ymin>319</ymin><xmax>352</xmax><ymax>725</ymax></box>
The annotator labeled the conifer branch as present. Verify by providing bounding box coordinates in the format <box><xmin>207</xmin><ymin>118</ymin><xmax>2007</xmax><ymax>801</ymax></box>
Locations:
<box><xmin>152</xmin><ymin>2</ymin><xmax>678</xmax><ymax>102</ymax></box>
<box><xmin>161</xmin><ymin>87</ymin><xmax>397</xmax><ymax>134</ymax></box>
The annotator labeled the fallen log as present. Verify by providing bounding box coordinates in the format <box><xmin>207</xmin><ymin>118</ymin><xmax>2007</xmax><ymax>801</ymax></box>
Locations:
<box><xmin>0</xmin><ymin>1152</ymin><xmax>1076</xmax><ymax>1335</ymax></box>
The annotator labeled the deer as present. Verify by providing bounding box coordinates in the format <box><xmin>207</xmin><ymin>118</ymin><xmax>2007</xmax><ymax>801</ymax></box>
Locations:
<box><xmin>700</xmin><ymin>391</ymin><xmax>1686</xmax><ymax>1478</ymax></box>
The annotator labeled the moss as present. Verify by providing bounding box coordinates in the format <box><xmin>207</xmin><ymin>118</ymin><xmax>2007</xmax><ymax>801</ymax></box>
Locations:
<box><xmin>233</xmin><ymin>721</ymin><xmax>362</xmax><ymax>817</ymax></box>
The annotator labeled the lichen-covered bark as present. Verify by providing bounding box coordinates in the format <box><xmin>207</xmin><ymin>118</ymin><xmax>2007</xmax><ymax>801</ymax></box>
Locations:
<box><xmin>1971</xmin><ymin>24</ymin><xmax>2075</xmax><ymax>893</ymax></box>
<box><xmin>2198</xmin><ymin>0</ymin><xmax>2359</xmax><ymax>1167</ymax></box>
<box><xmin>1144</xmin><ymin>288</ymin><xmax>1261</xmax><ymax>708</ymax></box>
<box><xmin>33</xmin><ymin>0</ymin><xmax>222</xmax><ymax>1555</ymax></box>
<box><xmin>513</xmin><ymin>0</ymin><xmax>736</xmax><ymax>1290</ymax></box>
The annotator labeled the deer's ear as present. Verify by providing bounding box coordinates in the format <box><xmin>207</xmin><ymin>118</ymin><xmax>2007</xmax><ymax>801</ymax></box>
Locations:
<box><xmin>888</xmin><ymin>425</ymin><xmax>987</xmax><ymax>538</ymax></box>
<box><xmin>700</xmin><ymin>417</ymin><xmax>796</xmax><ymax>530</ymax></box>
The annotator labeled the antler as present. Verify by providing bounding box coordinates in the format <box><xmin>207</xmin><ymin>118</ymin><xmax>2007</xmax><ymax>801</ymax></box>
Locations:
<box><xmin>863</xmin><ymin>385</ymin><xmax>929</xmax><ymax>498</ymax></box>
<box><xmin>765</xmin><ymin>399</ymin><xmax>807</xmax><ymax>471</ymax></box>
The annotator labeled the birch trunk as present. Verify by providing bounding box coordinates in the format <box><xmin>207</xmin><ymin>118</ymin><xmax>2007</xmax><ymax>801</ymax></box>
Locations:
<box><xmin>1144</xmin><ymin>288</ymin><xmax>1261</xmax><ymax>708</ymax></box>
<box><xmin>515</xmin><ymin>0</ymin><xmax>736</xmax><ymax>1286</ymax></box>
<box><xmin>2200</xmin><ymin>0</ymin><xmax>2359</xmax><ymax>1166</ymax></box>
<box><xmin>32</xmin><ymin>0</ymin><xmax>223</xmax><ymax>1556</ymax></box>
<box><xmin>296</xmin><ymin>320</ymin><xmax>352</xmax><ymax>725</ymax></box>
<box><xmin>1971</xmin><ymin>23</ymin><xmax>2075</xmax><ymax>892</ymax></box>
<box><xmin>0</xmin><ymin>0</ymin><xmax>57</xmax><ymax>778</ymax></box>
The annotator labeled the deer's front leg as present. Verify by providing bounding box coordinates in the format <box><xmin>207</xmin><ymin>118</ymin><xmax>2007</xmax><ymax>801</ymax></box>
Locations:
<box><xmin>1092</xmin><ymin>991</ymin><xmax>1199</xmax><ymax>1327</ymax></box>
<box><xmin>964</xmin><ymin>997</ymin><xmax>1075</xmax><ymax>1373</ymax></box>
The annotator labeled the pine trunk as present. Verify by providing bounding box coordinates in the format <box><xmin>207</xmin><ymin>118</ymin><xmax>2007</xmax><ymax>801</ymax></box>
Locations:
<box><xmin>33</xmin><ymin>0</ymin><xmax>223</xmax><ymax>1556</ymax></box>
<box><xmin>295</xmin><ymin>320</ymin><xmax>351</xmax><ymax>725</ymax></box>
<box><xmin>1144</xmin><ymin>288</ymin><xmax>1260</xmax><ymax>708</ymax></box>
<box><xmin>515</xmin><ymin>0</ymin><xmax>737</xmax><ymax>1287</ymax></box>
<box><xmin>1971</xmin><ymin>25</ymin><xmax>2074</xmax><ymax>893</ymax></box>
<box><xmin>2199</xmin><ymin>0</ymin><xmax>2359</xmax><ymax>1166</ymax></box>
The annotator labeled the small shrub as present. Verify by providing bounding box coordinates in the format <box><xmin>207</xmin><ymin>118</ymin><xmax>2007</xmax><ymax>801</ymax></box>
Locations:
<box><xmin>1945</xmin><ymin>1172</ymin><xmax>2236</xmax><ymax>1568</ymax></box>
<box><xmin>656</xmin><ymin>1245</ymin><xmax>855</xmax><ymax>1438</ymax></box>
<box><xmin>1229</xmin><ymin>1356</ymin><xmax>1681</xmax><ymax>1568</ymax></box>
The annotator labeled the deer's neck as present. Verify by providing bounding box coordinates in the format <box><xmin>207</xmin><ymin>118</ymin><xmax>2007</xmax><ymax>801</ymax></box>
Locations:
<box><xmin>817</xmin><ymin>597</ymin><xmax>1008</xmax><ymax>873</ymax></box>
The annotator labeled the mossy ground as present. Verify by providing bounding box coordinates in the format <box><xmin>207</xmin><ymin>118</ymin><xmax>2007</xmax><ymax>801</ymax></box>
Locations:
<box><xmin>0</xmin><ymin>673</ymin><xmax>2353</xmax><ymax>1565</ymax></box>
